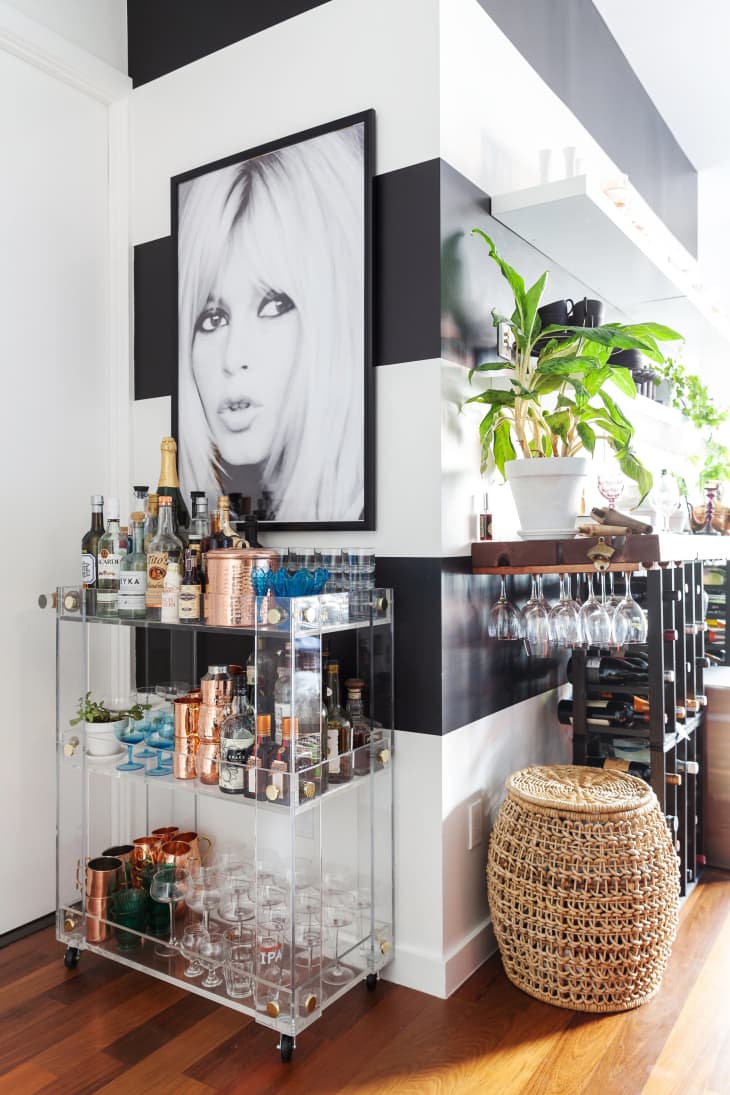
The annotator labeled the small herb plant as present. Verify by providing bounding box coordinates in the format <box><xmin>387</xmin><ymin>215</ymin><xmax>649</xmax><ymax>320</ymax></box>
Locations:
<box><xmin>464</xmin><ymin>230</ymin><xmax>682</xmax><ymax>502</ymax></box>
<box><xmin>70</xmin><ymin>692</ymin><xmax>149</xmax><ymax>726</ymax></box>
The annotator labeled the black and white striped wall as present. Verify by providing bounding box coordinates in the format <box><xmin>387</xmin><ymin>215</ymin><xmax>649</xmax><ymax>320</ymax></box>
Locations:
<box><xmin>127</xmin><ymin>0</ymin><xmax>697</xmax><ymax>996</ymax></box>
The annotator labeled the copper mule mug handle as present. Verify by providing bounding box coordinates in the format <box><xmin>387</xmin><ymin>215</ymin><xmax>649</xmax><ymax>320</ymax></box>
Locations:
<box><xmin>198</xmin><ymin>835</ymin><xmax>213</xmax><ymax>862</ymax></box>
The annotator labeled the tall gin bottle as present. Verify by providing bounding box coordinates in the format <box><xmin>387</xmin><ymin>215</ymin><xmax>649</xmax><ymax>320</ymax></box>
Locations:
<box><xmin>145</xmin><ymin>496</ymin><xmax>182</xmax><ymax>618</ymax></box>
<box><xmin>119</xmin><ymin>519</ymin><xmax>147</xmax><ymax>619</ymax></box>
<box><xmin>143</xmin><ymin>493</ymin><xmax>159</xmax><ymax>552</ymax></box>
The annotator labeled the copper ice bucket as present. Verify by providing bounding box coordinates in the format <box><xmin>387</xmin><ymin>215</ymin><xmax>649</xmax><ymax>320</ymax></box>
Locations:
<box><xmin>204</xmin><ymin>548</ymin><xmax>279</xmax><ymax>626</ymax></box>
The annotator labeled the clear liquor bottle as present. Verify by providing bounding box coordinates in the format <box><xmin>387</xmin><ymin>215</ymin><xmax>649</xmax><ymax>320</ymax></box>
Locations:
<box><xmin>295</xmin><ymin>646</ymin><xmax>328</xmax><ymax>795</ymax></box>
<box><xmin>188</xmin><ymin>492</ymin><xmax>210</xmax><ymax>548</ymax></box>
<box><xmin>325</xmin><ymin>661</ymin><xmax>352</xmax><ymax>783</ymax></box>
<box><xmin>119</xmin><ymin>519</ymin><xmax>147</xmax><ymax>620</ymax></box>
<box><xmin>96</xmin><ymin>497</ymin><xmax>126</xmax><ymax>618</ymax></box>
<box><xmin>274</xmin><ymin>642</ymin><xmax>292</xmax><ymax>746</ymax></box>
<box><xmin>143</xmin><ymin>493</ymin><xmax>159</xmax><ymax>553</ymax></box>
<box><xmin>81</xmin><ymin>494</ymin><xmax>104</xmax><ymax>615</ymax></box>
<box><xmin>145</xmin><ymin>496</ymin><xmax>183</xmax><ymax>618</ymax></box>
<box><xmin>161</xmin><ymin>552</ymin><xmax>182</xmax><ymax>623</ymax></box>
<box><xmin>219</xmin><ymin>675</ymin><xmax>256</xmax><ymax>795</ymax></box>
<box><xmin>208</xmin><ymin>496</ymin><xmax>237</xmax><ymax>549</ymax></box>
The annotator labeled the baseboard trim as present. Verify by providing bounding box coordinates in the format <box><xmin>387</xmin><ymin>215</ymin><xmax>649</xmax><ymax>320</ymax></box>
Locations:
<box><xmin>382</xmin><ymin>917</ymin><xmax>498</xmax><ymax>999</ymax></box>
<box><xmin>0</xmin><ymin>911</ymin><xmax>55</xmax><ymax>949</ymax></box>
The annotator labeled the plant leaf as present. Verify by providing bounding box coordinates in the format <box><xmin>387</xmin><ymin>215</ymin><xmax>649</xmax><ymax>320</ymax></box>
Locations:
<box><xmin>463</xmin><ymin>388</ymin><xmax>516</xmax><ymax>407</ymax></box>
<box><xmin>472</xmin><ymin>229</ymin><xmax>527</xmax><ymax>331</ymax></box>
<box><xmin>522</xmin><ymin>271</ymin><xmax>548</xmax><ymax>348</ymax></box>
<box><xmin>622</xmin><ymin>322</ymin><xmax>683</xmax><ymax>343</ymax></box>
<box><xmin>607</xmin><ymin>365</ymin><xmax>637</xmax><ymax>398</ymax></box>
<box><xmin>575</xmin><ymin>419</ymin><xmax>597</xmax><ymax>454</ymax></box>
<box><xmin>544</xmin><ymin>409</ymin><xmax>571</xmax><ymax>444</ymax></box>
<box><xmin>616</xmin><ymin>448</ymin><xmax>653</xmax><ymax>503</ymax></box>
<box><xmin>492</xmin><ymin>417</ymin><xmax>516</xmax><ymax>478</ymax></box>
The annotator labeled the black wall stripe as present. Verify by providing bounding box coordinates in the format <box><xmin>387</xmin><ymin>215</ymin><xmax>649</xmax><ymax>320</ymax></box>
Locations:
<box><xmin>127</xmin><ymin>0</ymin><xmax>332</xmax><ymax>87</ymax></box>
<box><xmin>373</xmin><ymin>159</ymin><xmax>442</xmax><ymax>366</ymax></box>
<box><xmin>134</xmin><ymin>237</ymin><xmax>175</xmax><ymax>401</ymax></box>
<box><xmin>477</xmin><ymin>0</ymin><xmax>697</xmax><ymax>256</ymax></box>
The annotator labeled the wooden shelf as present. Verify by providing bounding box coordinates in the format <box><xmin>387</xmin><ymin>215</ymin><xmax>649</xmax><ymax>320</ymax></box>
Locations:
<box><xmin>472</xmin><ymin>533</ymin><xmax>730</xmax><ymax>574</ymax></box>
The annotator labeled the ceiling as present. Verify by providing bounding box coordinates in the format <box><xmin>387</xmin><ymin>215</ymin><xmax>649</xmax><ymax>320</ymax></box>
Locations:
<box><xmin>593</xmin><ymin>0</ymin><xmax>730</xmax><ymax>171</ymax></box>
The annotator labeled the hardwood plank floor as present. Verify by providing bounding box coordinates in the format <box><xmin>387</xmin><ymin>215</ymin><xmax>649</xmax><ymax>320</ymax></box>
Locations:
<box><xmin>1</xmin><ymin>870</ymin><xmax>729</xmax><ymax>1095</ymax></box>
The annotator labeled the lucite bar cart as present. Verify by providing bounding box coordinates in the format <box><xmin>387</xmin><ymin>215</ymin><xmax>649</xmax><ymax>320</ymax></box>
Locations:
<box><xmin>55</xmin><ymin>587</ymin><xmax>394</xmax><ymax>1061</ymax></box>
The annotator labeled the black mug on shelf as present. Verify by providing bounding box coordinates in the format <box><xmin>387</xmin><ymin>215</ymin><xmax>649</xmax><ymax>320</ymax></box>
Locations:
<box><xmin>537</xmin><ymin>298</ymin><xmax>573</xmax><ymax>328</ymax></box>
<box><xmin>570</xmin><ymin>297</ymin><xmax>604</xmax><ymax>328</ymax></box>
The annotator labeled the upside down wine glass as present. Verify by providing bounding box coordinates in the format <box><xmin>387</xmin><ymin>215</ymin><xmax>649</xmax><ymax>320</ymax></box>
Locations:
<box><xmin>612</xmin><ymin>570</ymin><xmax>648</xmax><ymax>645</ymax></box>
<box><xmin>487</xmin><ymin>576</ymin><xmax>524</xmax><ymax>641</ymax></box>
<box><xmin>522</xmin><ymin>575</ymin><xmax>551</xmax><ymax>657</ymax></box>
<box><xmin>548</xmin><ymin>574</ymin><xmax>583</xmax><ymax>646</ymax></box>
<box><xmin>579</xmin><ymin>573</ymin><xmax>613</xmax><ymax>646</ymax></box>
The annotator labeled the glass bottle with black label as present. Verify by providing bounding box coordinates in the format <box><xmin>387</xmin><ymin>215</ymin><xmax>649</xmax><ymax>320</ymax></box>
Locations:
<box><xmin>96</xmin><ymin>497</ymin><xmax>126</xmax><ymax>618</ymax></box>
<box><xmin>219</xmin><ymin>675</ymin><xmax>255</xmax><ymax>795</ymax></box>
<box><xmin>81</xmin><ymin>495</ymin><xmax>104</xmax><ymax>614</ymax></box>
<box><xmin>325</xmin><ymin>661</ymin><xmax>352</xmax><ymax>783</ymax></box>
<box><xmin>179</xmin><ymin>545</ymin><xmax>202</xmax><ymax>621</ymax></box>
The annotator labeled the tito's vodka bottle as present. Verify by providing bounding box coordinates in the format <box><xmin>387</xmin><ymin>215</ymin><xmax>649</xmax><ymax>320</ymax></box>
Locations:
<box><xmin>96</xmin><ymin>497</ymin><xmax>126</xmax><ymax>618</ymax></box>
<box><xmin>146</xmin><ymin>496</ymin><xmax>182</xmax><ymax>618</ymax></box>
<box><xmin>119</xmin><ymin>519</ymin><xmax>147</xmax><ymax>620</ymax></box>
<box><xmin>81</xmin><ymin>495</ymin><xmax>104</xmax><ymax>614</ymax></box>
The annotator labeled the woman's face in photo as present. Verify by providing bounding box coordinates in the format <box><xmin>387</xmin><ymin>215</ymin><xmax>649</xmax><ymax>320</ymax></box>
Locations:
<box><xmin>191</xmin><ymin>233</ymin><xmax>300</xmax><ymax>467</ymax></box>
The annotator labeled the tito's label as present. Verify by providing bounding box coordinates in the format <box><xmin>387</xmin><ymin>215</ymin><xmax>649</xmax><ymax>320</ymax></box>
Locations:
<box><xmin>145</xmin><ymin>552</ymin><xmax>168</xmax><ymax>608</ymax></box>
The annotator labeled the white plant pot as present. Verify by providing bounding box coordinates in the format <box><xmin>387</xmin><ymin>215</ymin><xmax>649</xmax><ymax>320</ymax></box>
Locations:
<box><xmin>505</xmin><ymin>456</ymin><xmax>589</xmax><ymax>536</ymax></box>
<box><xmin>85</xmin><ymin>717</ymin><xmax>128</xmax><ymax>757</ymax></box>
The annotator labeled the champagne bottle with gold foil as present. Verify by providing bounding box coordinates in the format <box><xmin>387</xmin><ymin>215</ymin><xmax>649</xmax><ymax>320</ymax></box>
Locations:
<box><xmin>157</xmin><ymin>436</ymin><xmax>190</xmax><ymax>537</ymax></box>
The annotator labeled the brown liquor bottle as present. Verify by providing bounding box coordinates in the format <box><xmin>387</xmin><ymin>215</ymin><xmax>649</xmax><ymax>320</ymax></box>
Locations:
<box><xmin>325</xmin><ymin>662</ymin><xmax>352</xmax><ymax>784</ymax></box>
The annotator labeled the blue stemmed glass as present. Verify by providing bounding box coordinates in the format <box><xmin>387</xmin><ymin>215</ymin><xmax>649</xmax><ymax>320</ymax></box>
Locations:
<box><xmin>145</xmin><ymin>710</ymin><xmax>174</xmax><ymax>776</ymax></box>
<box><xmin>115</xmin><ymin>718</ymin><xmax>145</xmax><ymax>772</ymax></box>
<box><xmin>134</xmin><ymin>696</ymin><xmax>158</xmax><ymax>759</ymax></box>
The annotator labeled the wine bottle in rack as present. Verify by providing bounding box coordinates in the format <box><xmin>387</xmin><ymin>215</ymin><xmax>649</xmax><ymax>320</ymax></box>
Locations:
<box><xmin>557</xmin><ymin>698</ymin><xmax>635</xmax><ymax>727</ymax></box>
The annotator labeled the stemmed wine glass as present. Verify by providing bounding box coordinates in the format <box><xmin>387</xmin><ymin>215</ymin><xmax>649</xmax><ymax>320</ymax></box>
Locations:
<box><xmin>612</xmin><ymin>571</ymin><xmax>648</xmax><ymax>645</ymax></box>
<box><xmin>653</xmin><ymin>470</ymin><xmax>680</xmax><ymax>532</ymax></box>
<box><xmin>548</xmin><ymin>574</ymin><xmax>583</xmax><ymax>646</ymax></box>
<box><xmin>597</xmin><ymin>467</ymin><xmax>625</xmax><ymax>511</ymax></box>
<box><xmin>522</xmin><ymin>575</ymin><xmax>551</xmax><ymax>657</ymax></box>
<box><xmin>322</xmin><ymin>901</ymin><xmax>355</xmax><ymax>988</ymax></box>
<box><xmin>186</xmin><ymin>866</ymin><xmax>221</xmax><ymax>932</ymax></box>
<box><xmin>149</xmin><ymin>865</ymin><xmax>189</xmax><ymax>958</ymax></box>
<box><xmin>198</xmin><ymin>931</ymin><xmax>226</xmax><ymax>989</ymax></box>
<box><xmin>579</xmin><ymin>573</ymin><xmax>613</xmax><ymax>646</ymax></box>
<box><xmin>487</xmin><ymin>576</ymin><xmax>524</xmax><ymax>641</ymax></box>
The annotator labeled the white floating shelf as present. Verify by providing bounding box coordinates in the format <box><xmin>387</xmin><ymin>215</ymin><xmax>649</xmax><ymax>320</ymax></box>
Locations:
<box><xmin>490</xmin><ymin>175</ymin><xmax>730</xmax><ymax>362</ymax></box>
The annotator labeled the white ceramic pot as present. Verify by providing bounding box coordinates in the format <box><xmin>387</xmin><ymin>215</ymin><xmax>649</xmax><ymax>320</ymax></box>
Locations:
<box><xmin>505</xmin><ymin>456</ymin><xmax>589</xmax><ymax>537</ymax></box>
<box><xmin>85</xmin><ymin>717</ymin><xmax>128</xmax><ymax>757</ymax></box>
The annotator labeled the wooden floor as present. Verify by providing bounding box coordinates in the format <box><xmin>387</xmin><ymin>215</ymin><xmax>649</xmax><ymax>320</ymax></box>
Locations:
<box><xmin>1</xmin><ymin>870</ymin><xmax>729</xmax><ymax>1095</ymax></box>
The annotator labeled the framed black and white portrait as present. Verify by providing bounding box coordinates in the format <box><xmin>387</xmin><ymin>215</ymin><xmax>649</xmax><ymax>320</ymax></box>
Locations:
<box><xmin>171</xmin><ymin>110</ymin><xmax>374</xmax><ymax>531</ymax></box>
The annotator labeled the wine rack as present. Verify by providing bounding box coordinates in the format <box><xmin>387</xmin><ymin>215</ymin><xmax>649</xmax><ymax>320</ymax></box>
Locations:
<box><xmin>570</xmin><ymin>561</ymin><xmax>706</xmax><ymax>898</ymax></box>
<box><xmin>704</xmin><ymin>561</ymin><xmax>729</xmax><ymax>666</ymax></box>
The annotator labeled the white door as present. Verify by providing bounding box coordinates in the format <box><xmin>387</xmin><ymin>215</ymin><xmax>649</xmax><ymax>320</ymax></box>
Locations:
<box><xmin>0</xmin><ymin>39</ymin><xmax>127</xmax><ymax>933</ymax></box>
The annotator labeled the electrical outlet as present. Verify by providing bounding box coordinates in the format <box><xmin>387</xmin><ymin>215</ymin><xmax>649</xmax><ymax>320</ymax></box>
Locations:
<box><xmin>468</xmin><ymin>798</ymin><xmax>483</xmax><ymax>850</ymax></box>
<box><xmin>497</xmin><ymin>321</ymin><xmax>515</xmax><ymax>361</ymax></box>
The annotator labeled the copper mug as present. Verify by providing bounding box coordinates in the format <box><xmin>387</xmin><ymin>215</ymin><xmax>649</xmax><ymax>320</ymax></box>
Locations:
<box><xmin>173</xmin><ymin>749</ymin><xmax>198</xmax><ymax>780</ymax></box>
<box><xmin>195</xmin><ymin>740</ymin><xmax>219</xmax><ymax>785</ymax></box>
<box><xmin>77</xmin><ymin>856</ymin><xmax>123</xmax><ymax>942</ymax></box>
<box><xmin>174</xmin><ymin>694</ymin><xmax>201</xmax><ymax>741</ymax></box>
<box><xmin>101</xmin><ymin>844</ymin><xmax>135</xmax><ymax>886</ymax></box>
<box><xmin>151</xmin><ymin>826</ymin><xmax>179</xmax><ymax>842</ymax></box>
<box><xmin>175</xmin><ymin>831</ymin><xmax>213</xmax><ymax>865</ymax></box>
<box><xmin>198</xmin><ymin>703</ymin><xmax>226</xmax><ymax>742</ymax></box>
<box><xmin>156</xmin><ymin>839</ymin><xmax>193</xmax><ymax>869</ymax></box>
<box><xmin>131</xmin><ymin>835</ymin><xmax>163</xmax><ymax>881</ymax></box>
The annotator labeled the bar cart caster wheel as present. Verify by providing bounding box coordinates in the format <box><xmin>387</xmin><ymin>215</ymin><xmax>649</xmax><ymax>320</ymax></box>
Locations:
<box><xmin>279</xmin><ymin>1035</ymin><xmax>294</xmax><ymax>1062</ymax></box>
<box><xmin>63</xmin><ymin>946</ymin><xmax>80</xmax><ymax>969</ymax></box>
<box><xmin>366</xmin><ymin>973</ymin><xmax>378</xmax><ymax>992</ymax></box>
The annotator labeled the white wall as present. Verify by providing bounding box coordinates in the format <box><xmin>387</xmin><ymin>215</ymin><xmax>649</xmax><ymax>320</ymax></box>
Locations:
<box><xmin>2</xmin><ymin>0</ymin><xmax>127</xmax><ymax>72</ymax></box>
<box><xmin>0</xmin><ymin>10</ymin><xmax>131</xmax><ymax>932</ymax></box>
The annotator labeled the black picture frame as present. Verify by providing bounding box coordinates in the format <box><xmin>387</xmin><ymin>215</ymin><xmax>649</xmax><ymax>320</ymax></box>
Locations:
<box><xmin>171</xmin><ymin>110</ymin><xmax>375</xmax><ymax>531</ymax></box>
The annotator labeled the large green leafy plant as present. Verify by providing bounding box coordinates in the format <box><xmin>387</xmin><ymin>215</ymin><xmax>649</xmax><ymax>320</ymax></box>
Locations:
<box><xmin>464</xmin><ymin>230</ymin><xmax>682</xmax><ymax>502</ymax></box>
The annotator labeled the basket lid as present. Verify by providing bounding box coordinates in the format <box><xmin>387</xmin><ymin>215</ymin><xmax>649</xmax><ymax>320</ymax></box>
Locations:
<box><xmin>506</xmin><ymin>764</ymin><xmax>655</xmax><ymax>813</ymax></box>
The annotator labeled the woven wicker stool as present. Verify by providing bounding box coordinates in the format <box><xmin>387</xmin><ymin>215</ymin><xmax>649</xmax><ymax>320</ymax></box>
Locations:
<box><xmin>487</xmin><ymin>765</ymin><xmax>679</xmax><ymax>1012</ymax></box>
